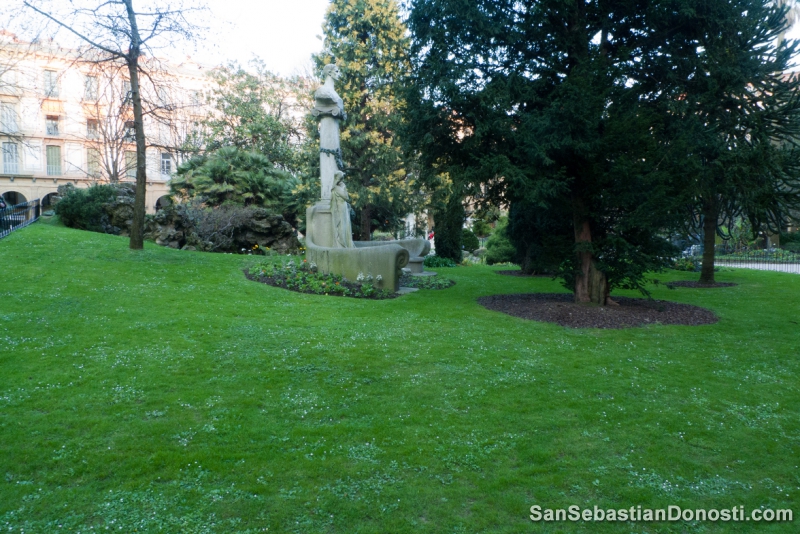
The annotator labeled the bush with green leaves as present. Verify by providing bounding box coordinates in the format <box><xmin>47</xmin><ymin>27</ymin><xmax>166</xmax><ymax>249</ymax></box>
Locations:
<box><xmin>171</xmin><ymin>147</ymin><xmax>302</xmax><ymax>226</ymax></box>
<box><xmin>461</xmin><ymin>228</ymin><xmax>479</xmax><ymax>253</ymax></box>
<box><xmin>399</xmin><ymin>272</ymin><xmax>455</xmax><ymax>289</ymax></box>
<box><xmin>54</xmin><ymin>184</ymin><xmax>118</xmax><ymax>232</ymax></box>
<box><xmin>471</xmin><ymin>219</ymin><xmax>492</xmax><ymax>238</ymax></box>
<box><xmin>423</xmin><ymin>255</ymin><xmax>457</xmax><ymax>268</ymax></box>
<box><xmin>484</xmin><ymin>218</ymin><xmax>516</xmax><ymax>265</ymax></box>
<box><xmin>672</xmin><ymin>257</ymin><xmax>699</xmax><ymax>272</ymax></box>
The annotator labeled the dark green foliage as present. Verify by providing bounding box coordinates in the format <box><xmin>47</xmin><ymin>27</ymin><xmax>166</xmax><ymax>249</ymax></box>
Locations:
<box><xmin>640</xmin><ymin>0</ymin><xmax>800</xmax><ymax>284</ymax></box>
<box><xmin>54</xmin><ymin>184</ymin><xmax>117</xmax><ymax>232</ymax></box>
<box><xmin>171</xmin><ymin>147</ymin><xmax>301</xmax><ymax>226</ymax></box>
<box><xmin>405</xmin><ymin>0</ymin><xmax>685</xmax><ymax>302</ymax></box>
<box><xmin>461</xmin><ymin>228</ymin><xmax>479</xmax><ymax>253</ymax></box>
<box><xmin>423</xmin><ymin>255</ymin><xmax>457</xmax><ymax>268</ymax></box>
<box><xmin>433</xmin><ymin>193</ymin><xmax>464</xmax><ymax>262</ymax></box>
<box><xmin>471</xmin><ymin>219</ymin><xmax>492</xmax><ymax>238</ymax></box>
<box><xmin>505</xmin><ymin>200</ymin><xmax>572</xmax><ymax>275</ymax></box>
<box><xmin>484</xmin><ymin>218</ymin><xmax>516</xmax><ymax>265</ymax></box>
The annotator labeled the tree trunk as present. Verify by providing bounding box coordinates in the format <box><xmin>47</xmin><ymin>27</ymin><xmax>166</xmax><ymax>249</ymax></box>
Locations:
<box><xmin>699</xmin><ymin>200</ymin><xmax>718</xmax><ymax>284</ymax></box>
<box><xmin>360</xmin><ymin>204</ymin><xmax>371</xmax><ymax>242</ymax></box>
<box><xmin>573</xmin><ymin>200</ymin><xmax>608</xmax><ymax>305</ymax></box>
<box><xmin>124</xmin><ymin>0</ymin><xmax>146</xmax><ymax>250</ymax></box>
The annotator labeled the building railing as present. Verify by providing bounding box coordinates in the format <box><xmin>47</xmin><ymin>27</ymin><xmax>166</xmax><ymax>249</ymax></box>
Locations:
<box><xmin>0</xmin><ymin>199</ymin><xmax>40</xmax><ymax>240</ymax></box>
<box><xmin>47</xmin><ymin>164</ymin><xmax>62</xmax><ymax>176</ymax></box>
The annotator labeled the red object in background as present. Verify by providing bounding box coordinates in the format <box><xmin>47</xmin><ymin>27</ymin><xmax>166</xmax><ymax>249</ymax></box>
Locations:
<box><xmin>428</xmin><ymin>231</ymin><xmax>434</xmax><ymax>240</ymax></box>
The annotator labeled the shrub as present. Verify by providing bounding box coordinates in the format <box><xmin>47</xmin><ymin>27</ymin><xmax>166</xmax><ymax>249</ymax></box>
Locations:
<box><xmin>424</xmin><ymin>255</ymin><xmax>457</xmax><ymax>268</ymax></box>
<box><xmin>673</xmin><ymin>257</ymin><xmax>699</xmax><ymax>271</ymax></box>
<box><xmin>471</xmin><ymin>219</ymin><xmax>492</xmax><ymax>238</ymax></box>
<box><xmin>461</xmin><ymin>228</ymin><xmax>480</xmax><ymax>253</ymax></box>
<box><xmin>398</xmin><ymin>273</ymin><xmax>455</xmax><ymax>289</ymax></box>
<box><xmin>484</xmin><ymin>218</ymin><xmax>516</xmax><ymax>265</ymax></box>
<box><xmin>55</xmin><ymin>184</ymin><xmax>118</xmax><ymax>232</ymax></box>
<box><xmin>433</xmin><ymin>194</ymin><xmax>464</xmax><ymax>262</ymax></box>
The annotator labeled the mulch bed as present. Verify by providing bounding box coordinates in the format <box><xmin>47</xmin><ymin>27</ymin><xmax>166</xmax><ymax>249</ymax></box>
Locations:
<box><xmin>495</xmin><ymin>270</ymin><xmax>551</xmax><ymax>278</ymax></box>
<box><xmin>477</xmin><ymin>293</ymin><xmax>718</xmax><ymax>329</ymax></box>
<box><xmin>666</xmin><ymin>281</ymin><xmax>737</xmax><ymax>288</ymax></box>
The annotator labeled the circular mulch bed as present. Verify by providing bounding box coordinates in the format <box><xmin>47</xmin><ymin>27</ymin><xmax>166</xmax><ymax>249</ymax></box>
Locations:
<box><xmin>666</xmin><ymin>281</ymin><xmax>737</xmax><ymax>288</ymax></box>
<box><xmin>477</xmin><ymin>293</ymin><xmax>718</xmax><ymax>329</ymax></box>
<box><xmin>495</xmin><ymin>270</ymin><xmax>551</xmax><ymax>278</ymax></box>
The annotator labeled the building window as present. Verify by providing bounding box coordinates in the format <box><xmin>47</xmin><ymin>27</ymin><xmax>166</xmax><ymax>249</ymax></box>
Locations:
<box><xmin>46</xmin><ymin>115</ymin><xmax>60</xmax><ymax>136</ymax></box>
<box><xmin>158</xmin><ymin>86</ymin><xmax>171</xmax><ymax>108</ymax></box>
<box><xmin>123</xmin><ymin>120</ymin><xmax>135</xmax><ymax>142</ymax></box>
<box><xmin>125</xmin><ymin>150</ymin><xmax>136</xmax><ymax>179</ymax></box>
<box><xmin>122</xmin><ymin>80</ymin><xmax>132</xmax><ymax>104</ymax></box>
<box><xmin>44</xmin><ymin>70</ymin><xmax>59</xmax><ymax>97</ymax></box>
<box><xmin>160</xmin><ymin>152</ymin><xmax>172</xmax><ymax>177</ymax></box>
<box><xmin>46</xmin><ymin>145</ymin><xmax>61</xmax><ymax>176</ymax></box>
<box><xmin>0</xmin><ymin>103</ymin><xmax>17</xmax><ymax>133</ymax></box>
<box><xmin>87</xmin><ymin>119</ymin><xmax>99</xmax><ymax>139</ymax></box>
<box><xmin>84</xmin><ymin>75</ymin><xmax>98</xmax><ymax>101</ymax></box>
<box><xmin>2</xmin><ymin>142</ymin><xmax>19</xmax><ymax>174</ymax></box>
<box><xmin>87</xmin><ymin>147</ymin><xmax>101</xmax><ymax>177</ymax></box>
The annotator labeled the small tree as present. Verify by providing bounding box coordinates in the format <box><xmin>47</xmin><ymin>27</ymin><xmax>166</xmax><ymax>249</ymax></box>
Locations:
<box><xmin>203</xmin><ymin>60</ymin><xmax>307</xmax><ymax>174</ymax></box>
<box><xmin>21</xmin><ymin>0</ymin><xmax>206</xmax><ymax>249</ymax></box>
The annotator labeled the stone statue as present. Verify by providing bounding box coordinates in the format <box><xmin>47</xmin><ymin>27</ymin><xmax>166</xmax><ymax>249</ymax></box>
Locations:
<box><xmin>304</xmin><ymin>62</ymin><xmax>428</xmax><ymax>291</ymax></box>
<box><xmin>330</xmin><ymin>171</ymin><xmax>355</xmax><ymax>248</ymax></box>
<box><xmin>313</xmin><ymin>64</ymin><xmax>346</xmax><ymax>120</ymax></box>
<box><xmin>314</xmin><ymin>64</ymin><xmax>346</xmax><ymax>203</ymax></box>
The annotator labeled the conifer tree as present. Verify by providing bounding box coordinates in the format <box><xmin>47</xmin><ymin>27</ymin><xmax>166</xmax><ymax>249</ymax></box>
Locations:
<box><xmin>405</xmin><ymin>0</ymin><xmax>682</xmax><ymax>304</ymax></box>
<box><xmin>641</xmin><ymin>0</ymin><xmax>800</xmax><ymax>284</ymax></box>
<box><xmin>312</xmin><ymin>0</ymin><xmax>419</xmax><ymax>241</ymax></box>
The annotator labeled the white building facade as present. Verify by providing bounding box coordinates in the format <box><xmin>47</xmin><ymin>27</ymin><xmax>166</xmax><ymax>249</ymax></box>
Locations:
<box><xmin>0</xmin><ymin>34</ymin><xmax>211</xmax><ymax>213</ymax></box>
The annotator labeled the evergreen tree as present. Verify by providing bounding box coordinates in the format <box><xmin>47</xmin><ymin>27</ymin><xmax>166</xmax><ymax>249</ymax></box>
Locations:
<box><xmin>405</xmin><ymin>0</ymin><xmax>683</xmax><ymax>304</ymax></box>
<box><xmin>313</xmin><ymin>0</ymin><xmax>420</xmax><ymax>241</ymax></box>
<box><xmin>640</xmin><ymin>0</ymin><xmax>800</xmax><ymax>284</ymax></box>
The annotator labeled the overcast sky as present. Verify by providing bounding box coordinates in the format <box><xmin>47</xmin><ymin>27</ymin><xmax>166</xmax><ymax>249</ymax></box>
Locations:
<box><xmin>198</xmin><ymin>0</ymin><xmax>331</xmax><ymax>76</ymax></box>
<box><xmin>3</xmin><ymin>0</ymin><xmax>800</xmax><ymax>77</ymax></box>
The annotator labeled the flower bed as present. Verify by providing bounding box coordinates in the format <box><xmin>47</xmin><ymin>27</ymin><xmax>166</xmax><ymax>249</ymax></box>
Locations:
<box><xmin>245</xmin><ymin>259</ymin><xmax>396</xmax><ymax>299</ymax></box>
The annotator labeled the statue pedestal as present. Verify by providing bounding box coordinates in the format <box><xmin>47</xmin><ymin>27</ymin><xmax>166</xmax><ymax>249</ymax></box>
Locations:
<box><xmin>306</xmin><ymin>204</ymin><xmax>430</xmax><ymax>292</ymax></box>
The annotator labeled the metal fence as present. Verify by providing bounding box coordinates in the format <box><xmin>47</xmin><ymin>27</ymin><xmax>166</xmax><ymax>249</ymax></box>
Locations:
<box><xmin>687</xmin><ymin>244</ymin><xmax>800</xmax><ymax>274</ymax></box>
<box><xmin>0</xmin><ymin>199</ymin><xmax>40</xmax><ymax>240</ymax></box>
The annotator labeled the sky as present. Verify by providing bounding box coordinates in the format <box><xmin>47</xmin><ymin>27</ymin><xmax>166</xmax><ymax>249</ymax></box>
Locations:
<box><xmin>192</xmin><ymin>0</ymin><xmax>332</xmax><ymax>76</ymax></box>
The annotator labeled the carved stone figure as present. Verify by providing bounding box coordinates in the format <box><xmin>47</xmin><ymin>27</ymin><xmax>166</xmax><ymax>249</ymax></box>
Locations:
<box><xmin>313</xmin><ymin>64</ymin><xmax>346</xmax><ymax>120</ymax></box>
<box><xmin>330</xmin><ymin>171</ymin><xmax>355</xmax><ymax>248</ymax></box>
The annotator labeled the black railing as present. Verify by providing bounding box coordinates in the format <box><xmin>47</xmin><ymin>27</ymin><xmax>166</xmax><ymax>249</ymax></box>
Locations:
<box><xmin>0</xmin><ymin>199</ymin><xmax>40</xmax><ymax>240</ymax></box>
<box><xmin>682</xmin><ymin>244</ymin><xmax>800</xmax><ymax>274</ymax></box>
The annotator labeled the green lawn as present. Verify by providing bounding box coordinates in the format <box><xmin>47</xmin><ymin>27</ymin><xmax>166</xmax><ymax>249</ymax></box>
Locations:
<box><xmin>1</xmin><ymin>219</ymin><xmax>799</xmax><ymax>533</ymax></box>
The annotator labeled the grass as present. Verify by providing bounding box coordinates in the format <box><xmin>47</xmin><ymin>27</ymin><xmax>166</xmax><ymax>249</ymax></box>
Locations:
<box><xmin>1</xmin><ymin>219</ymin><xmax>799</xmax><ymax>533</ymax></box>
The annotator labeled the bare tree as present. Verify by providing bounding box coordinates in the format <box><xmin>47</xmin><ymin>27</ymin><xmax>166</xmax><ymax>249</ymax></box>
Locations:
<box><xmin>20</xmin><ymin>0</ymin><xmax>206</xmax><ymax>249</ymax></box>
